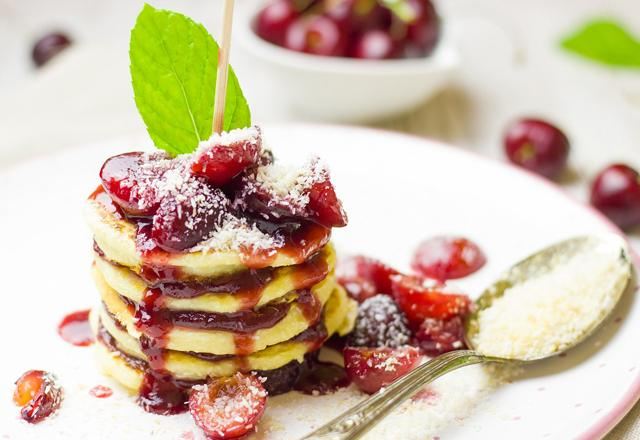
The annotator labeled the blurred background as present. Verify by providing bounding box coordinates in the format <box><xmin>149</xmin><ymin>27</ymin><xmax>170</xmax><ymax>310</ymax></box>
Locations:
<box><xmin>0</xmin><ymin>0</ymin><xmax>639</xmax><ymax>435</ymax></box>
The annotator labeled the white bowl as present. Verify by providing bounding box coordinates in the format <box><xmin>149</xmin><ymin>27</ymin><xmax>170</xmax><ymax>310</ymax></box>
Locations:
<box><xmin>236</xmin><ymin>4</ymin><xmax>459</xmax><ymax>123</ymax></box>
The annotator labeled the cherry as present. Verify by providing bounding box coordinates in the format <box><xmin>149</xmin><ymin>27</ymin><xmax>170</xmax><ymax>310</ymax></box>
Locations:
<box><xmin>348</xmin><ymin>294</ymin><xmax>412</xmax><ymax>348</ymax></box>
<box><xmin>13</xmin><ymin>370</ymin><xmax>63</xmax><ymax>424</ymax></box>
<box><xmin>391</xmin><ymin>274</ymin><xmax>471</xmax><ymax>326</ymax></box>
<box><xmin>414</xmin><ymin>316</ymin><xmax>467</xmax><ymax>357</ymax></box>
<box><xmin>191</xmin><ymin>138</ymin><xmax>262</xmax><ymax>187</ymax></box>
<box><xmin>338</xmin><ymin>276</ymin><xmax>377</xmax><ymax>303</ymax></box>
<box><xmin>100</xmin><ymin>152</ymin><xmax>163</xmax><ymax>217</ymax></box>
<box><xmin>336</xmin><ymin>255</ymin><xmax>400</xmax><ymax>298</ymax></box>
<box><xmin>151</xmin><ymin>183</ymin><xmax>228</xmax><ymax>252</ymax></box>
<box><xmin>504</xmin><ymin>118</ymin><xmax>570</xmax><ymax>179</ymax></box>
<box><xmin>350</xmin><ymin>30</ymin><xmax>397</xmax><ymax>59</ymax></box>
<box><xmin>255</xmin><ymin>0</ymin><xmax>299</xmax><ymax>46</ymax></box>
<box><xmin>590</xmin><ymin>164</ymin><xmax>640</xmax><ymax>230</ymax></box>
<box><xmin>307</xmin><ymin>179</ymin><xmax>348</xmax><ymax>227</ymax></box>
<box><xmin>404</xmin><ymin>0</ymin><xmax>440</xmax><ymax>57</ymax></box>
<box><xmin>32</xmin><ymin>32</ymin><xmax>72</xmax><ymax>67</ymax></box>
<box><xmin>411</xmin><ymin>236</ymin><xmax>486</xmax><ymax>281</ymax></box>
<box><xmin>343</xmin><ymin>346</ymin><xmax>420</xmax><ymax>394</ymax></box>
<box><xmin>285</xmin><ymin>15</ymin><xmax>346</xmax><ymax>56</ymax></box>
<box><xmin>189</xmin><ymin>373</ymin><xmax>267</xmax><ymax>439</ymax></box>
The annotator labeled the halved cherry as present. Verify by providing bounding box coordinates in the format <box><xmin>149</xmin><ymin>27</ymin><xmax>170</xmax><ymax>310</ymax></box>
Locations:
<box><xmin>336</xmin><ymin>255</ymin><xmax>400</xmax><ymax>298</ymax></box>
<box><xmin>414</xmin><ymin>316</ymin><xmax>467</xmax><ymax>357</ymax></box>
<box><xmin>191</xmin><ymin>138</ymin><xmax>262</xmax><ymax>187</ymax></box>
<box><xmin>391</xmin><ymin>274</ymin><xmax>471</xmax><ymax>326</ymax></box>
<box><xmin>307</xmin><ymin>179</ymin><xmax>348</xmax><ymax>227</ymax></box>
<box><xmin>343</xmin><ymin>346</ymin><xmax>420</xmax><ymax>394</ymax></box>
<box><xmin>411</xmin><ymin>236</ymin><xmax>486</xmax><ymax>281</ymax></box>
<box><xmin>13</xmin><ymin>370</ymin><xmax>63</xmax><ymax>423</ymax></box>
<box><xmin>337</xmin><ymin>275</ymin><xmax>377</xmax><ymax>303</ymax></box>
<box><xmin>150</xmin><ymin>184</ymin><xmax>228</xmax><ymax>252</ymax></box>
<box><xmin>100</xmin><ymin>152</ymin><xmax>162</xmax><ymax>216</ymax></box>
<box><xmin>189</xmin><ymin>372</ymin><xmax>267</xmax><ymax>439</ymax></box>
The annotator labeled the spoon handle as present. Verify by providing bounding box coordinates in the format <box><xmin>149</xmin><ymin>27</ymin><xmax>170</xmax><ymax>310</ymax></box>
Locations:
<box><xmin>299</xmin><ymin>350</ymin><xmax>487</xmax><ymax>440</ymax></box>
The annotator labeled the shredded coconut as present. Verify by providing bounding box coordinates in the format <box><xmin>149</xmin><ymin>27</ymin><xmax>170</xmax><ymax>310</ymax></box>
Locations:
<box><xmin>472</xmin><ymin>243</ymin><xmax>628</xmax><ymax>360</ymax></box>
<box><xmin>195</xmin><ymin>126</ymin><xmax>261</xmax><ymax>152</ymax></box>
<box><xmin>191</xmin><ymin>214</ymin><xmax>282</xmax><ymax>253</ymax></box>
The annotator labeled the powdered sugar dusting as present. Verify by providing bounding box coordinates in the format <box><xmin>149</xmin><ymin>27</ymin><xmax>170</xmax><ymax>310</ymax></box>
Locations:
<box><xmin>348</xmin><ymin>295</ymin><xmax>411</xmax><ymax>348</ymax></box>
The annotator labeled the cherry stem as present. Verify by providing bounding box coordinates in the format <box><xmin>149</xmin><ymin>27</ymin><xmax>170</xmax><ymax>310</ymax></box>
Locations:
<box><xmin>212</xmin><ymin>0</ymin><xmax>236</xmax><ymax>134</ymax></box>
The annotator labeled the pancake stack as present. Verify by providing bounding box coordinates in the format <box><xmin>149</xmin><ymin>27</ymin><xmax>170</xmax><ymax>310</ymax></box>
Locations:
<box><xmin>84</xmin><ymin>129</ymin><xmax>356</xmax><ymax>413</ymax></box>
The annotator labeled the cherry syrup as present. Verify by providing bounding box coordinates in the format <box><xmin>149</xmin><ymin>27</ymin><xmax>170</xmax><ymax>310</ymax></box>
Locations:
<box><xmin>57</xmin><ymin>309</ymin><xmax>94</xmax><ymax>347</ymax></box>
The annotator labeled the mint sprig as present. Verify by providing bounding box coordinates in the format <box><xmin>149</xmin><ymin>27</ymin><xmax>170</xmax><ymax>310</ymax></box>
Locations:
<box><xmin>560</xmin><ymin>19</ymin><xmax>640</xmax><ymax>68</ymax></box>
<box><xmin>130</xmin><ymin>4</ymin><xmax>251</xmax><ymax>155</ymax></box>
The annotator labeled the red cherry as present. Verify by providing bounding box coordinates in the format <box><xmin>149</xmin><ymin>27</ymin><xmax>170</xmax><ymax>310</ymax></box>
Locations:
<box><xmin>414</xmin><ymin>316</ymin><xmax>467</xmax><ymax>357</ymax></box>
<box><xmin>100</xmin><ymin>152</ymin><xmax>163</xmax><ymax>217</ymax></box>
<box><xmin>411</xmin><ymin>236</ymin><xmax>486</xmax><ymax>281</ymax></box>
<box><xmin>285</xmin><ymin>15</ymin><xmax>346</xmax><ymax>56</ymax></box>
<box><xmin>307</xmin><ymin>179</ymin><xmax>348</xmax><ymax>227</ymax></box>
<box><xmin>13</xmin><ymin>370</ymin><xmax>63</xmax><ymax>424</ymax></box>
<box><xmin>404</xmin><ymin>0</ymin><xmax>440</xmax><ymax>57</ymax></box>
<box><xmin>255</xmin><ymin>0</ymin><xmax>299</xmax><ymax>46</ymax></box>
<box><xmin>343</xmin><ymin>346</ymin><xmax>420</xmax><ymax>394</ymax></box>
<box><xmin>590</xmin><ymin>164</ymin><xmax>640</xmax><ymax>230</ymax></box>
<box><xmin>32</xmin><ymin>32</ymin><xmax>72</xmax><ymax>67</ymax></box>
<box><xmin>391</xmin><ymin>274</ymin><xmax>471</xmax><ymax>325</ymax></box>
<box><xmin>338</xmin><ymin>276</ymin><xmax>377</xmax><ymax>303</ymax></box>
<box><xmin>504</xmin><ymin>118</ymin><xmax>570</xmax><ymax>179</ymax></box>
<box><xmin>191</xmin><ymin>138</ymin><xmax>262</xmax><ymax>187</ymax></box>
<box><xmin>150</xmin><ymin>183</ymin><xmax>228</xmax><ymax>252</ymax></box>
<box><xmin>350</xmin><ymin>30</ymin><xmax>397</xmax><ymax>59</ymax></box>
<box><xmin>336</xmin><ymin>255</ymin><xmax>400</xmax><ymax>297</ymax></box>
<box><xmin>189</xmin><ymin>373</ymin><xmax>267</xmax><ymax>439</ymax></box>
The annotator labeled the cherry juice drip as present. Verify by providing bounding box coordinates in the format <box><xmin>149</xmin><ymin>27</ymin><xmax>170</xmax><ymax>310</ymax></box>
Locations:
<box><xmin>57</xmin><ymin>309</ymin><xmax>94</xmax><ymax>347</ymax></box>
<box><xmin>133</xmin><ymin>288</ymin><xmax>188</xmax><ymax>415</ymax></box>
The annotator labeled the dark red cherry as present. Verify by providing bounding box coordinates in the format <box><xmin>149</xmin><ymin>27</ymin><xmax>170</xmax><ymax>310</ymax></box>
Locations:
<box><xmin>590</xmin><ymin>164</ymin><xmax>640</xmax><ymax>230</ymax></box>
<box><xmin>32</xmin><ymin>32</ymin><xmax>72</xmax><ymax>67</ymax></box>
<box><xmin>350</xmin><ymin>30</ymin><xmax>397</xmax><ymax>59</ymax></box>
<box><xmin>404</xmin><ymin>0</ymin><xmax>440</xmax><ymax>57</ymax></box>
<box><xmin>414</xmin><ymin>316</ymin><xmax>467</xmax><ymax>357</ymax></box>
<box><xmin>343</xmin><ymin>346</ymin><xmax>420</xmax><ymax>394</ymax></box>
<box><xmin>191</xmin><ymin>138</ymin><xmax>262</xmax><ymax>187</ymax></box>
<box><xmin>255</xmin><ymin>0</ymin><xmax>299</xmax><ymax>46</ymax></box>
<box><xmin>100</xmin><ymin>152</ymin><xmax>162</xmax><ymax>217</ymax></box>
<box><xmin>151</xmin><ymin>184</ymin><xmax>228</xmax><ymax>252</ymax></box>
<box><xmin>285</xmin><ymin>15</ymin><xmax>346</xmax><ymax>56</ymax></box>
<box><xmin>504</xmin><ymin>118</ymin><xmax>570</xmax><ymax>179</ymax></box>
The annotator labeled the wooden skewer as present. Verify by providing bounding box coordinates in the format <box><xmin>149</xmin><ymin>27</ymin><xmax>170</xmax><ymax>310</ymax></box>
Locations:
<box><xmin>212</xmin><ymin>0</ymin><xmax>236</xmax><ymax>134</ymax></box>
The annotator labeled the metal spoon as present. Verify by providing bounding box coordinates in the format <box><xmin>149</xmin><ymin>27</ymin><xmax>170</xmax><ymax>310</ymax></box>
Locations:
<box><xmin>300</xmin><ymin>234</ymin><xmax>633</xmax><ymax>440</ymax></box>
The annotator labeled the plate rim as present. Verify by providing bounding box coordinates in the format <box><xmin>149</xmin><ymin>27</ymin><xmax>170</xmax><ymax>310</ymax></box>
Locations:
<box><xmin>2</xmin><ymin>122</ymin><xmax>638</xmax><ymax>439</ymax></box>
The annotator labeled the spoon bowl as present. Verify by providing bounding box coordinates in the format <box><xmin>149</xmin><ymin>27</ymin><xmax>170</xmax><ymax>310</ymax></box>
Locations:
<box><xmin>301</xmin><ymin>234</ymin><xmax>633</xmax><ymax>440</ymax></box>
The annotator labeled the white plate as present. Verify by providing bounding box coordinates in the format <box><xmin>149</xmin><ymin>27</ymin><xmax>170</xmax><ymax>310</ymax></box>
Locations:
<box><xmin>0</xmin><ymin>124</ymin><xmax>638</xmax><ymax>440</ymax></box>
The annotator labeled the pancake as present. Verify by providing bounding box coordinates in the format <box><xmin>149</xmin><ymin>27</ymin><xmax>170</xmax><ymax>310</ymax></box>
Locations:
<box><xmin>93</xmin><ymin>245</ymin><xmax>336</xmax><ymax>314</ymax></box>
<box><xmin>94</xmin><ymin>265</ymin><xmax>338</xmax><ymax>354</ymax></box>
<box><xmin>85</xmin><ymin>198</ymin><xmax>331</xmax><ymax>278</ymax></box>
<box><xmin>92</xmin><ymin>285</ymin><xmax>356</xmax><ymax>381</ymax></box>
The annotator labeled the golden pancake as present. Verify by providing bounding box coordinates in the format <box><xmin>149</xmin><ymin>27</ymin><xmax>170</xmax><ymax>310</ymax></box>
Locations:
<box><xmin>85</xmin><ymin>199</ymin><xmax>331</xmax><ymax>278</ymax></box>
<box><xmin>93</xmin><ymin>245</ymin><xmax>336</xmax><ymax>314</ymax></box>
<box><xmin>92</xmin><ymin>285</ymin><xmax>356</xmax><ymax>381</ymax></box>
<box><xmin>94</xmin><ymin>266</ymin><xmax>338</xmax><ymax>354</ymax></box>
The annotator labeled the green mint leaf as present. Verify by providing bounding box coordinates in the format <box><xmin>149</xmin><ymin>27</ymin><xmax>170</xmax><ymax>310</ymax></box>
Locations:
<box><xmin>130</xmin><ymin>4</ymin><xmax>251</xmax><ymax>155</ymax></box>
<box><xmin>560</xmin><ymin>19</ymin><xmax>640</xmax><ymax>68</ymax></box>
